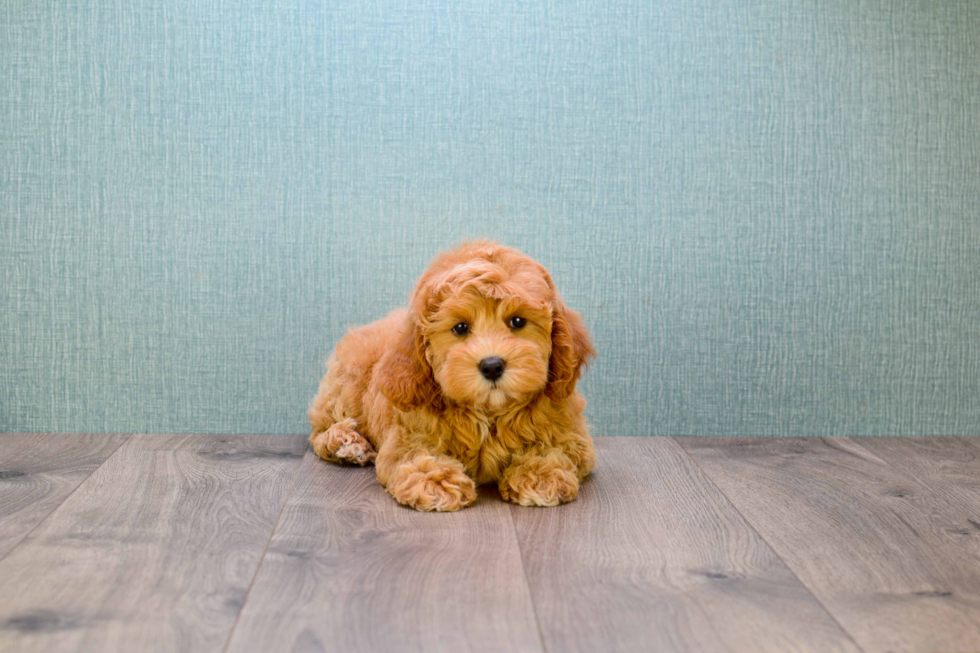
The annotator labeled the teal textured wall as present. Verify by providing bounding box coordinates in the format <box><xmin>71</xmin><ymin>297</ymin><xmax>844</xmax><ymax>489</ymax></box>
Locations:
<box><xmin>2</xmin><ymin>1</ymin><xmax>979</xmax><ymax>436</ymax></box>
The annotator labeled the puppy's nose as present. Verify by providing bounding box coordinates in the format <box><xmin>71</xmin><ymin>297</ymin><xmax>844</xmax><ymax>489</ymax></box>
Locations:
<box><xmin>479</xmin><ymin>357</ymin><xmax>506</xmax><ymax>382</ymax></box>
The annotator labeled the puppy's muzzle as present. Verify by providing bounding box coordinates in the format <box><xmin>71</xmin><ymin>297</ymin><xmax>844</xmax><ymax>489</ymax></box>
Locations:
<box><xmin>478</xmin><ymin>357</ymin><xmax>506</xmax><ymax>382</ymax></box>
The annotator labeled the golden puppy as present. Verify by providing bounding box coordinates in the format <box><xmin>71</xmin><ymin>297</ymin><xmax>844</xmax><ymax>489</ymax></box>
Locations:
<box><xmin>309</xmin><ymin>241</ymin><xmax>595</xmax><ymax>511</ymax></box>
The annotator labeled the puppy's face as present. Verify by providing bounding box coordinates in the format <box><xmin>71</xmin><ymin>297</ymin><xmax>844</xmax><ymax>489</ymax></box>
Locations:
<box><xmin>380</xmin><ymin>242</ymin><xmax>594</xmax><ymax>414</ymax></box>
<box><xmin>425</xmin><ymin>290</ymin><xmax>551</xmax><ymax>410</ymax></box>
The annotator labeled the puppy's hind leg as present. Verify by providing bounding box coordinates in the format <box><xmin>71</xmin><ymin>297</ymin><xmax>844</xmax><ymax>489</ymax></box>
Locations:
<box><xmin>309</xmin><ymin>352</ymin><xmax>376</xmax><ymax>465</ymax></box>
<box><xmin>311</xmin><ymin>418</ymin><xmax>376</xmax><ymax>466</ymax></box>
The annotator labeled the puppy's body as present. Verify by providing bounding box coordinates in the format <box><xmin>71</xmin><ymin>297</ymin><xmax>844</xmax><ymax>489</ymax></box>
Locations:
<box><xmin>309</xmin><ymin>242</ymin><xmax>595</xmax><ymax>511</ymax></box>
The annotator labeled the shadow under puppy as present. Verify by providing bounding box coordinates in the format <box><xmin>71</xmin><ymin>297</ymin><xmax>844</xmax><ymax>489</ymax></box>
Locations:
<box><xmin>309</xmin><ymin>241</ymin><xmax>595</xmax><ymax>511</ymax></box>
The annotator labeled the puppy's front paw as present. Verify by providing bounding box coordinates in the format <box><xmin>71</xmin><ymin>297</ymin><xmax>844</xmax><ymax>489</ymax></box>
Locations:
<box><xmin>386</xmin><ymin>455</ymin><xmax>477</xmax><ymax>512</ymax></box>
<box><xmin>500</xmin><ymin>454</ymin><xmax>580</xmax><ymax>507</ymax></box>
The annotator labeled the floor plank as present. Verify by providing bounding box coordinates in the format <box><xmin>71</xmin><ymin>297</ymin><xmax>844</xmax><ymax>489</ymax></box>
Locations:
<box><xmin>679</xmin><ymin>437</ymin><xmax>980</xmax><ymax>653</ymax></box>
<box><xmin>0</xmin><ymin>434</ymin><xmax>306</xmax><ymax>653</ymax></box>
<box><xmin>859</xmin><ymin>437</ymin><xmax>980</xmax><ymax>522</ymax></box>
<box><xmin>0</xmin><ymin>433</ymin><xmax>128</xmax><ymax>561</ymax></box>
<box><xmin>225</xmin><ymin>449</ymin><xmax>544</xmax><ymax>653</ymax></box>
<box><xmin>511</xmin><ymin>437</ymin><xmax>861</xmax><ymax>653</ymax></box>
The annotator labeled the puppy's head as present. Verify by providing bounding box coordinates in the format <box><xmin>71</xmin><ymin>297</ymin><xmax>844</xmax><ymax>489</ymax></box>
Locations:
<box><xmin>380</xmin><ymin>241</ymin><xmax>594</xmax><ymax>413</ymax></box>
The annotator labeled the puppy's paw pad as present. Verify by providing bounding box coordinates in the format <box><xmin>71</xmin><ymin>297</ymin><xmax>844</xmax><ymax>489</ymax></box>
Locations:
<box><xmin>388</xmin><ymin>456</ymin><xmax>477</xmax><ymax>512</ymax></box>
<box><xmin>311</xmin><ymin>420</ymin><xmax>375</xmax><ymax>465</ymax></box>
<box><xmin>500</xmin><ymin>460</ymin><xmax>579</xmax><ymax>507</ymax></box>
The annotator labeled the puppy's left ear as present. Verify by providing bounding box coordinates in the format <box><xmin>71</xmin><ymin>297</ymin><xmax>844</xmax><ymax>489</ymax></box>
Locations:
<box><xmin>545</xmin><ymin>294</ymin><xmax>596</xmax><ymax>401</ymax></box>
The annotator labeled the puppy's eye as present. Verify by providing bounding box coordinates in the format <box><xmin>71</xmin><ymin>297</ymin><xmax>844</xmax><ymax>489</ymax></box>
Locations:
<box><xmin>452</xmin><ymin>323</ymin><xmax>469</xmax><ymax>336</ymax></box>
<box><xmin>508</xmin><ymin>316</ymin><xmax>527</xmax><ymax>330</ymax></box>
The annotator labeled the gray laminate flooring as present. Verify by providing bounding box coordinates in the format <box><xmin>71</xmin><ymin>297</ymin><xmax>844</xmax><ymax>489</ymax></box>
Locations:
<box><xmin>1</xmin><ymin>434</ymin><xmax>979</xmax><ymax>653</ymax></box>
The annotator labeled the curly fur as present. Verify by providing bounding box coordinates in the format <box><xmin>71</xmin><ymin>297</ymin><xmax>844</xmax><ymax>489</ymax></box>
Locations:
<box><xmin>309</xmin><ymin>241</ymin><xmax>595</xmax><ymax>511</ymax></box>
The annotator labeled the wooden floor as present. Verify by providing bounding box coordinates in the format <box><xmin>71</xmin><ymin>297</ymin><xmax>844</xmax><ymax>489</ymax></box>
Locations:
<box><xmin>1</xmin><ymin>436</ymin><xmax>979</xmax><ymax>653</ymax></box>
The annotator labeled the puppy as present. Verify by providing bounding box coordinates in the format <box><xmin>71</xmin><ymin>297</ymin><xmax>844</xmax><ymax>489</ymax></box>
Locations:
<box><xmin>309</xmin><ymin>241</ymin><xmax>595</xmax><ymax>511</ymax></box>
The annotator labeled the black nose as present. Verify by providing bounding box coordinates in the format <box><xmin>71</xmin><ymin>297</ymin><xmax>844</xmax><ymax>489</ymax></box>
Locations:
<box><xmin>479</xmin><ymin>357</ymin><xmax>506</xmax><ymax>382</ymax></box>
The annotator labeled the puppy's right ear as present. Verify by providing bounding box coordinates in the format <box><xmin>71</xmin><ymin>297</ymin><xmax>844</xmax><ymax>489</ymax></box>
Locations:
<box><xmin>378</xmin><ymin>314</ymin><xmax>442</xmax><ymax>412</ymax></box>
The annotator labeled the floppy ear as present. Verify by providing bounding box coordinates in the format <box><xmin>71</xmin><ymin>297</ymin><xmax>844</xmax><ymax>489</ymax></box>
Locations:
<box><xmin>378</xmin><ymin>314</ymin><xmax>443</xmax><ymax>412</ymax></box>
<box><xmin>545</xmin><ymin>296</ymin><xmax>596</xmax><ymax>400</ymax></box>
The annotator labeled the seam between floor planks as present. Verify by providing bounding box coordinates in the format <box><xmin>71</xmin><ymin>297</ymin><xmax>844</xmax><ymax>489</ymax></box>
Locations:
<box><xmin>220</xmin><ymin>444</ymin><xmax>308</xmax><ymax>653</ymax></box>
<box><xmin>509</xmin><ymin>437</ymin><xmax>863</xmax><ymax>653</ymax></box>
<box><xmin>0</xmin><ymin>438</ymin><xmax>126</xmax><ymax>565</ymax></box>
<box><xmin>507</xmin><ymin>504</ymin><xmax>551</xmax><ymax>653</ymax></box>
<box><xmin>678</xmin><ymin>436</ymin><xmax>980</xmax><ymax>653</ymax></box>
<box><xmin>0</xmin><ymin>433</ymin><xmax>131</xmax><ymax>566</ymax></box>
<box><xmin>223</xmin><ymin>448</ymin><xmax>545</xmax><ymax>653</ymax></box>
<box><xmin>0</xmin><ymin>433</ymin><xmax>308</xmax><ymax>653</ymax></box>
<box><xmin>668</xmin><ymin>436</ymin><xmax>868</xmax><ymax>653</ymax></box>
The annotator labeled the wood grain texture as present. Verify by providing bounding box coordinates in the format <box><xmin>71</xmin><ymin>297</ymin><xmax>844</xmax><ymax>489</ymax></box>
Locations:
<box><xmin>859</xmin><ymin>437</ymin><xmax>980</xmax><ymax>520</ymax></box>
<box><xmin>0</xmin><ymin>433</ymin><xmax>128</xmax><ymax>561</ymax></box>
<box><xmin>511</xmin><ymin>437</ymin><xmax>861</xmax><ymax>653</ymax></box>
<box><xmin>680</xmin><ymin>437</ymin><xmax>980</xmax><ymax>653</ymax></box>
<box><xmin>0</xmin><ymin>434</ymin><xmax>306</xmax><ymax>653</ymax></box>
<box><xmin>225</xmin><ymin>450</ymin><xmax>544</xmax><ymax>653</ymax></box>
